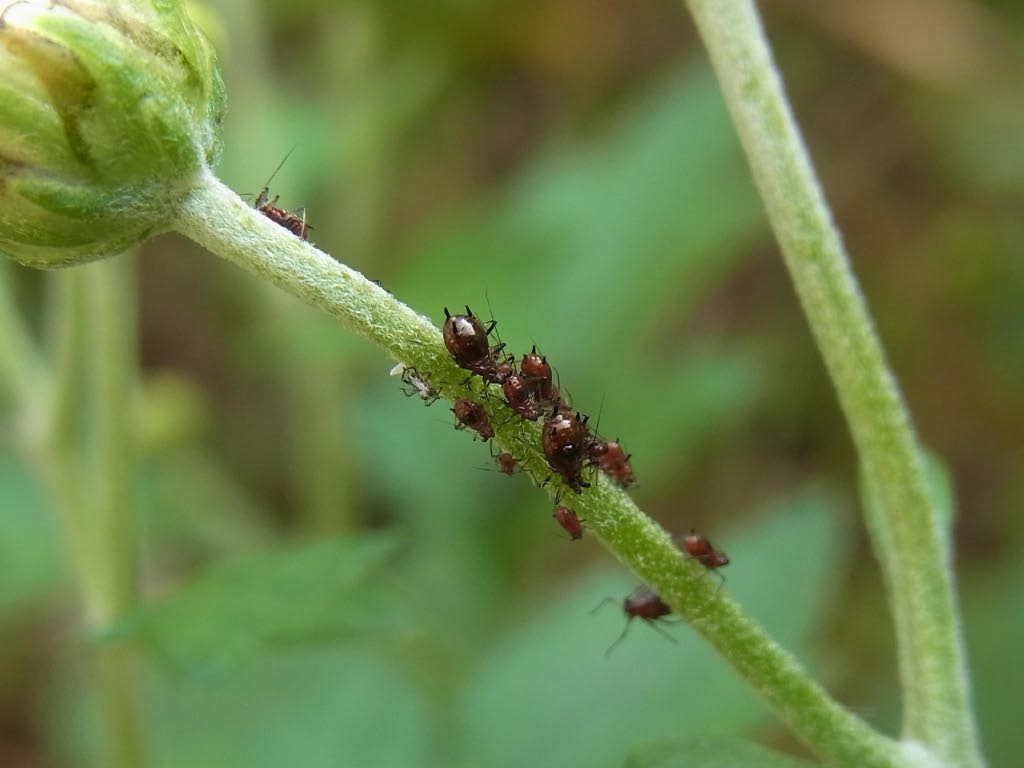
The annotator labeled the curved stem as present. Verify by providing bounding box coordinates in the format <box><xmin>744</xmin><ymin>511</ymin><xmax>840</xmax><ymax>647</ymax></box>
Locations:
<box><xmin>682</xmin><ymin>2</ymin><xmax>982</xmax><ymax>765</ymax></box>
<box><xmin>175</xmin><ymin>171</ymin><xmax>910</xmax><ymax>768</ymax></box>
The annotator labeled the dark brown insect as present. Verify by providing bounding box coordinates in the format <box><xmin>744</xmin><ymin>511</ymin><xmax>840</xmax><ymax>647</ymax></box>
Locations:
<box><xmin>603</xmin><ymin>586</ymin><xmax>675</xmax><ymax>656</ymax></box>
<box><xmin>521</xmin><ymin>346</ymin><xmax>560</xmax><ymax>404</ymax></box>
<box><xmin>452</xmin><ymin>398</ymin><xmax>494</xmax><ymax>441</ymax></box>
<box><xmin>683</xmin><ymin>530</ymin><xmax>730</xmax><ymax>570</ymax></box>
<box><xmin>553</xmin><ymin>504</ymin><xmax>583</xmax><ymax>540</ymax></box>
<box><xmin>501</xmin><ymin>372</ymin><xmax>542</xmax><ymax>421</ymax></box>
<box><xmin>596</xmin><ymin>440</ymin><xmax>635</xmax><ymax>488</ymax></box>
<box><xmin>442</xmin><ymin>306</ymin><xmax>509</xmax><ymax>384</ymax></box>
<box><xmin>541</xmin><ymin>409</ymin><xmax>590</xmax><ymax>493</ymax></box>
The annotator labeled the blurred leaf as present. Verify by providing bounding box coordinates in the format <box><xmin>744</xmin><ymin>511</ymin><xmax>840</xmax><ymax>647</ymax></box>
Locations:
<box><xmin>454</xmin><ymin>487</ymin><xmax>848</xmax><ymax>768</ymax></box>
<box><xmin>625</xmin><ymin>737</ymin><xmax>819</xmax><ymax>768</ymax></box>
<box><xmin>0</xmin><ymin>448</ymin><xmax>62</xmax><ymax>617</ymax></box>
<box><xmin>149</xmin><ymin>647</ymin><xmax>430</xmax><ymax>768</ymax></box>
<box><xmin>961</xmin><ymin>540</ymin><xmax>1024</xmax><ymax>768</ymax></box>
<box><xmin>107</xmin><ymin>533</ymin><xmax>405</xmax><ymax>675</ymax></box>
<box><xmin>398</xmin><ymin>64</ymin><xmax>764</xmax><ymax>370</ymax></box>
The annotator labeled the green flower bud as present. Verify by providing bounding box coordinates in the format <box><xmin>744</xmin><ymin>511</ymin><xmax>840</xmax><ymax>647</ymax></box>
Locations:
<box><xmin>0</xmin><ymin>0</ymin><xmax>225</xmax><ymax>268</ymax></box>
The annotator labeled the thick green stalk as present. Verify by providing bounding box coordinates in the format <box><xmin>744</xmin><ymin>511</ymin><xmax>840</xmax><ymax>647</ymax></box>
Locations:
<box><xmin>175</xmin><ymin>172</ymin><xmax>911</xmax><ymax>768</ymax></box>
<box><xmin>44</xmin><ymin>260</ymin><xmax>145</xmax><ymax>768</ymax></box>
<box><xmin>83</xmin><ymin>256</ymin><xmax>139</xmax><ymax>623</ymax></box>
<box><xmin>83</xmin><ymin>256</ymin><xmax>145</xmax><ymax>768</ymax></box>
<box><xmin>682</xmin><ymin>2</ymin><xmax>982</xmax><ymax>765</ymax></box>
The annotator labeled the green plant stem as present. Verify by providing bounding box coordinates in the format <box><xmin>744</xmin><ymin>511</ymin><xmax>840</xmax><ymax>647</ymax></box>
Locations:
<box><xmin>84</xmin><ymin>255</ymin><xmax>145</xmax><ymax>768</ymax></box>
<box><xmin>682</xmin><ymin>1</ymin><xmax>982</xmax><ymax>765</ymax></box>
<box><xmin>176</xmin><ymin>171</ymin><xmax>911</xmax><ymax>768</ymax></box>
<box><xmin>176</xmin><ymin>171</ymin><xmax>451</xmax><ymax>376</ymax></box>
<box><xmin>84</xmin><ymin>256</ymin><xmax>139</xmax><ymax>623</ymax></box>
<box><xmin>45</xmin><ymin>259</ymin><xmax>145</xmax><ymax>768</ymax></box>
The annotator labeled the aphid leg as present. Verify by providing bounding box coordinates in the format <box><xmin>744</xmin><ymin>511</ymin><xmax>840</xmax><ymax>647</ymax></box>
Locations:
<box><xmin>589</xmin><ymin>597</ymin><xmax>618</xmax><ymax>615</ymax></box>
<box><xmin>604</xmin><ymin>621</ymin><xmax>634</xmax><ymax>657</ymax></box>
<box><xmin>643</xmin><ymin>618</ymin><xmax>679</xmax><ymax>645</ymax></box>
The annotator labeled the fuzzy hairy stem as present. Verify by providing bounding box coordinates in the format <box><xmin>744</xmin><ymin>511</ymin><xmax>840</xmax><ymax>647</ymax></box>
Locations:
<box><xmin>682</xmin><ymin>1</ymin><xmax>983</xmax><ymax>765</ymax></box>
<box><xmin>175</xmin><ymin>171</ymin><xmax>911</xmax><ymax>768</ymax></box>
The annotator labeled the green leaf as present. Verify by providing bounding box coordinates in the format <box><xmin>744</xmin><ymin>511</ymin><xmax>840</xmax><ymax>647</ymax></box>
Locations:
<box><xmin>625</xmin><ymin>737</ymin><xmax>819</xmax><ymax>768</ymax></box>
<box><xmin>960</xmin><ymin>541</ymin><xmax>1024</xmax><ymax>768</ymax></box>
<box><xmin>0</xmin><ymin>448</ymin><xmax>62</xmax><ymax>617</ymax></box>
<box><xmin>106</xmin><ymin>533</ymin><xmax>405</xmax><ymax>675</ymax></box>
<box><xmin>149</xmin><ymin>648</ymin><xmax>430</xmax><ymax>768</ymax></box>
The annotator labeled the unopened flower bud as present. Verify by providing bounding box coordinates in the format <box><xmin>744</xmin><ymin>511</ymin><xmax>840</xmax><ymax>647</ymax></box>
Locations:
<box><xmin>0</xmin><ymin>0</ymin><xmax>225</xmax><ymax>268</ymax></box>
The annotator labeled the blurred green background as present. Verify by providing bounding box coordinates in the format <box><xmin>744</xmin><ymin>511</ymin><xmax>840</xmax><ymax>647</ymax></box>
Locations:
<box><xmin>1</xmin><ymin>0</ymin><xmax>1023</xmax><ymax>766</ymax></box>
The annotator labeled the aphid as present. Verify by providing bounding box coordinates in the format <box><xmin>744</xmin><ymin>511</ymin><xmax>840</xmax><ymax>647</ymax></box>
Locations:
<box><xmin>603</xmin><ymin>586</ymin><xmax>675</xmax><ymax>656</ymax></box>
<box><xmin>597</xmin><ymin>440</ymin><xmax>635</xmax><ymax>488</ymax></box>
<box><xmin>501</xmin><ymin>372</ymin><xmax>542</xmax><ymax>421</ymax></box>
<box><xmin>553</xmin><ymin>504</ymin><xmax>584</xmax><ymax>540</ymax></box>
<box><xmin>252</xmin><ymin>150</ymin><xmax>312</xmax><ymax>240</ymax></box>
<box><xmin>389</xmin><ymin>363</ymin><xmax>439</xmax><ymax>406</ymax></box>
<box><xmin>495</xmin><ymin>451</ymin><xmax>518</xmax><ymax>475</ymax></box>
<box><xmin>521</xmin><ymin>346</ymin><xmax>560</xmax><ymax>404</ymax></box>
<box><xmin>442</xmin><ymin>306</ymin><xmax>509</xmax><ymax>384</ymax></box>
<box><xmin>256</xmin><ymin>190</ymin><xmax>310</xmax><ymax>240</ymax></box>
<box><xmin>452</xmin><ymin>398</ymin><xmax>494</xmax><ymax>441</ymax></box>
<box><xmin>541</xmin><ymin>408</ymin><xmax>590</xmax><ymax>493</ymax></box>
<box><xmin>683</xmin><ymin>530</ymin><xmax>730</xmax><ymax>572</ymax></box>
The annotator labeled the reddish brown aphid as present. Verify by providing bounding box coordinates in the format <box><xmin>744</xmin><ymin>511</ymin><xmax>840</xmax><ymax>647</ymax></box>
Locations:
<box><xmin>521</xmin><ymin>346</ymin><xmax>560</xmax><ymax>404</ymax></box>
<box><xmin>251</xmin><ymin>151</ymin><xmax>312</xmax><ymax>240</ymax></box>
<box><xmin>452</xmin><ymin>398</ymin><xmax>494</xmax><ymax>441</ymax></box>
<box><xmin>541</xmin><ymin>409</ymin><xmax>590</xmax><ymax>493</ymax></box>
<box><xmin>597</xmin><ymin>440</ymin><xmax>635</xmax><ymax>488</ymax></box>
<box><xmin>683</xmin><ymin>530</ymin><xmax>730</xmax><ymax>570</ymax></box>
<box><xmin>501</xmin><ymin>372</ymin><xmax>542</xmax><ymax>421</ymax></box>
<box><xmin>495</xmin><ymin>451</ymin><xmax>518</xmax><ymax>475</ymax></box>
<box><xmin>604</xmin><ymin>586</ymin><xmax>675</xmax><ymax>655</ymax></box>
<box><xmin>553</xmin><ymin>505</ymin><xmax>584</xmax><ymax>540</ymax></box>
<box><xmin>442</xmin><ymin>306</ymin><xmax>509</xmax><ymax>384</ymax></box>
<box><xmin>256</xmin><ymin>188</ymin><xmax>311</xmax><ymax>240</ymax></box>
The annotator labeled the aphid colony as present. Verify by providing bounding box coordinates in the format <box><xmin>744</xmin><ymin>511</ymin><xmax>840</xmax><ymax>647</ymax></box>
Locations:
<box><xmin>393</xmin><ymin>305</ymin><xmax>730</xmax><ymax>650</ymax></box>
<box><xmin>441</xmin><ymin>305</ymin><xmax>634</xmax><ymax>501</ymax></box>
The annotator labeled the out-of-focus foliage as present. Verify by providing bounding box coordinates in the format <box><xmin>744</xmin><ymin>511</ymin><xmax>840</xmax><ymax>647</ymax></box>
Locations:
<box><xmin>626</xmin><ymin>736</ymin><xmax>820</xmax><ymax>768</ymax></box>
<box><xmin>102</xmin><ymin>533</ymin><xmax>403</xmax><ymax>675</ymax></box>
<box><xmin>1</xmin><ymin>0</ymin><xmax>1022</xmax><ymax>766</ymax></box>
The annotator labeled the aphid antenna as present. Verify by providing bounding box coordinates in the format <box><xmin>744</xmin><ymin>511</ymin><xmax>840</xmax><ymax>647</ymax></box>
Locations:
<box><xmin>482</xmin><ymin>289</ymin><xmax>503</xmax><ymax>343</ymax></box>
<box><xmin>590</xmin><ymin>393</ymin><xmax>607</xmax><ymax>437</ymax></box>
<box><xmin>260</xmin><ymin>143</ymin><xmax>299</xmax><ymax>192</ymax></box>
